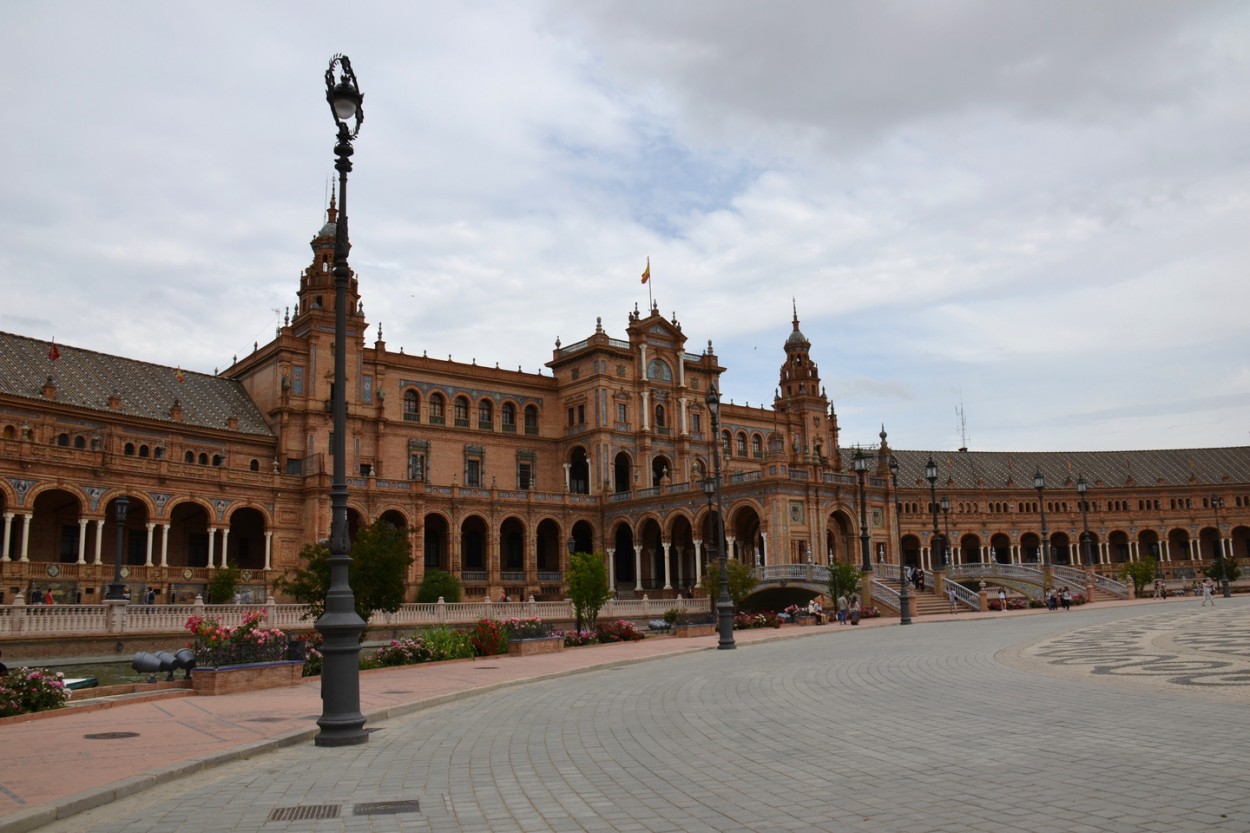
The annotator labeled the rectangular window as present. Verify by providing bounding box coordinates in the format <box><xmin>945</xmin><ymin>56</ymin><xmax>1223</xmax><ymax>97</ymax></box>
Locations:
<box><xmin>616</xmin><ymin>403</ymin><xmax>628</xmax><ymax>423</ymax></box>
<box><xmin>409</xmin><ymin>454</ymin><xmax>426</xmax><ymax>481</ymax></box>
<box><xmin>577</xmin><ymin>404</ymin><xmax>586</xmax><ymax>424</ymax></box>
<box><xmin>292</xmin><ymin>366</ymin><xmax>304</xmax><ymax>395</ymax></box>
<box><xmin>692</xmin><ymin>413</ymin><xmax>702</xmax><ymax>434</ymax></box>
<box><xmin>466</xmin><ymin>459</ymin><xmax>482</xmax><ymax>487</ymax></box>
<box><xmin>518</xmin><ymin>461</ymin><xmax>533</xmax><ymax>490</ymax></box>
<box><xmin>567</xmin><ymin>407</ymin><xmax>575</xmax><ymax>427</ymax></box>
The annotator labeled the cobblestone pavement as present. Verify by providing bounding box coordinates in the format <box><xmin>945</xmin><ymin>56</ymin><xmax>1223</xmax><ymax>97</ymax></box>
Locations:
<box><xmin>38</xmin><ymin>599</ymin><xmax>1250</xmax><ymax>833</ymax></box>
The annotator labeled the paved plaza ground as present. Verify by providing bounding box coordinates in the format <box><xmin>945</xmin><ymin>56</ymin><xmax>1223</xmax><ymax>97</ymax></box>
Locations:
<box><xmin>4</xmin><ymin>597</ymin><xmax>1248</xmax><ymax>833</ymax></box>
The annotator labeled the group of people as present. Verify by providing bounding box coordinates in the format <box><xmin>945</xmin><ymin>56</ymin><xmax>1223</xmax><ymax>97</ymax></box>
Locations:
<box><xmin>905</xmin><ymin>566</ymin><xmax>926</xmax><ymax>591</ymax></box>
<box><xmin>1045</xmin><ymin>587</ymin><xmax>1075</xmax><ymax>611</ymax></box>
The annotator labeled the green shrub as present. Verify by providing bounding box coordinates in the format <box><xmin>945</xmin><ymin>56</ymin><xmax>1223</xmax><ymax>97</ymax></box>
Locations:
<box><xmin>417</xmin><ymin>569</ymin><xmax>463</xmax><ymax>603</ymax></box>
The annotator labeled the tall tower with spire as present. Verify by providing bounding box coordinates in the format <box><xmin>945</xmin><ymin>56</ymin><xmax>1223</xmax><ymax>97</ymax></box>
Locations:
<box><xmin>773</xmin><ymin>301</ymin><xmax>839</xmax><ymax>466</ymax></box>
<box><xmin>294</xmin><ymin>188</ymin><xmax>362</xmax><ymax>322</ymax></box>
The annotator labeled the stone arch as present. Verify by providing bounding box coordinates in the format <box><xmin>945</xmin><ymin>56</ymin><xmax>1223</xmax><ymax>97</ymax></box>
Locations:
<box><xmin>1108</xmin><ymin>530</ymin><xmax>1131</xmax><ymax>563</ymax></box>
<box><xmin>535</xmin><ymin>517</ymin><xmax>562</xmax><ymax>574</ymax></box>
<box><xmin>568</xmin><ymin>446</ymin><xmax>590</xmax><ymax>494</ymax></box>
<box><xmin>990</xmin><ymin>533</ymin><xmax>1012</xmax><ymax>564</ymax></box>
<box><xmin>825</xmin><ymin>509</ymin><xmax>855</xmax><ymax>566</ymax></box>
<box><xmin>651</xmin><ymin>454</ymin><xmax>671</xmax><ymax>486</ymax></box>
<box><xmin>460</xmin><ymin>514</ymin><xmax>489</xmax><ymax>573</ymax></box>
<box><xmin>423</xmin><ymin>512</ymin><xmax>451</xmax><ymax>571</ymax></box>
<box><xmin>569</xmin><ymin>518</ymin><xmax>595</xmax><ymax>556</ymax></box>
<box><xmin>611</xmin><ymin>519</ymin><xmax>636</xmax><ymax>587</ymax></box>
<box><xmin>901</xmin><ymin>534</ymin><xmax>923</xmax><ymax>568</ymax></box>
<box><xmin>500</xmin><ymin>515</ymin><xmax>526</xmax><ymax>573</ymax></box>
<box><xmin>958</xmin><ymin>533</ymin><xmax>983</xmax><ymax>564</ymax></box>
<box><xmin>224</xmin><ymin>506</ymin><xmax>267</xmax><ymax>571</ymax></box>
<box><xmin>613</xmin><ymin>450</ymin><xmax>633</xmax><ymax>493</ymax></box>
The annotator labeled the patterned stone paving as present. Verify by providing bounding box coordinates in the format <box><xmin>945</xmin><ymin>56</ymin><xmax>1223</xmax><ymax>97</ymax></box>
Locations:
<box><xmin>1013</xmin><ymin>604</ymin><xmax>1250</xmax><ymax>696</ymax></box>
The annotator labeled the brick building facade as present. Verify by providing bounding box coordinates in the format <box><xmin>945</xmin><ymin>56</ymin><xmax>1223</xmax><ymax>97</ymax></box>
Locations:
<box><xmin>2</xmin><ymin>205</ymin><xmax>1247</xmax><ymax>607</ymax></box>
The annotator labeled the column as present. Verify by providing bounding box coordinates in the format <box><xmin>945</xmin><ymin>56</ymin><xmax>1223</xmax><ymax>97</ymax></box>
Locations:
<box><xmin>605</xmin><ymin>547</ymin><xmax>616</xmax><ymax>595</ymax></box>
<box><xmin>77</xmin><ymin>518</ymin><xmax>89</xmax><ymax>564</ymax></box>
<box><xmin>160</xmin><ymin>524</ymin><xmax>171</xmax><ymax>567</ymax></box>
<box><xmin>640</xmin><ymin>391</ymin><xmax>650</xmax><ymax>430</ymax></box>
<box><xmin>760</xmin><ymin>532</ymin><xmax>768</xmax><ymax>568</ymax></box>
<box><xmin>1129</xmin><ymin>540</ymin><xmax>1138</xmax><ymax>562</ymax></box>
<box><xmin>693</xmin><ymin>540</ymin><xmax>703</xmax><ymax>586</ymax></box>
<box><xmin>633</xmin><ymin>544</ymin><xmax>643</xmax><ymax>592</ymax></box>
<box><xmin>145</xmin><ymin>523</ymin><xmax>155</xmax><ymax>566</ymax></box>
<box><xmin>662</xmin><ymin>541</ymin><xmax>672</xmax><ymax>590</ymax></box>
<box><xmin>726</xmin><ymin>535</ymin><xmax>737</xmax><ymax>562</ymax></box>
<box><xmin>207</xmin><ymin>528</ymin><xmax>216</xmax><ymax>569</ymax></box>
<box><xmin>563</xmin><ymin>463</ymin><xmax>571</xmax><ymax>492</ymax></box>
<box><xmin>19</xmin><ymin>514</ymin><xmax>31</xmax><ymax>561</ymax></box>
<box><xmin>1161</xmin><ymin>539</ymin><xmax>1170</xmax><ymax>562</ymax></box>
<box><xmin>94</xmin><ymin>519</ymin><xmax>105</xmax><ymax>564</ymax></box>
<box><xmin>1</xmin><ymin>512</ymin><xmax>12</xmax><ymax>562</ymax></box>
<box><xmin>674</xmin><ymin>545</ymin><xmax>685</xmax><ymax>589</ymax></box>
<box><xmin>220</xmin><ymin>528</ymin><xmax>230</xmax><ymax>568</ymax></box>
<box><xmin>264</xmin><ymin>530</ymin><xmax>273</xmax><ymax>571</ymax></box>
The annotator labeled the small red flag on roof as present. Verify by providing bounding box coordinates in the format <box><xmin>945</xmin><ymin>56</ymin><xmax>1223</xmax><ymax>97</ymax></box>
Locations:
<box><xmin>48</xmin><ymin>341</ymin><xmax>60</xmax><ymax>361</ymax></box>
<box><xmin>176</xmin><ymin>367</ymin><xmax>186</xmax><ymax>383</ymax></box>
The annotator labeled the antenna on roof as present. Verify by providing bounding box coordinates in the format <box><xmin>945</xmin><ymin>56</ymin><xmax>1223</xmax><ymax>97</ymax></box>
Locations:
<box><xmin>957</xmin><ymin>392</ymin><xmax>969</xmax><ymax>452</ymax></box>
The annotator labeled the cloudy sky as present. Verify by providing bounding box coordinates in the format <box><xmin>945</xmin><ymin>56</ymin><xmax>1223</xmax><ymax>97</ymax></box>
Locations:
<box><xmin>3</xmin><ymin>2</ymin><xmax>1248</xmax><ymax>453</ymax></box>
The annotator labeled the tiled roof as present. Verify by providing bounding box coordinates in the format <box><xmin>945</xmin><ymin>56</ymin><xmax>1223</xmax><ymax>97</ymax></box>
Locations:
<box><xmin>873</xmin><ymin>447</ymin><xmax>1250</xmax><ymax>491</ymax></box>
<box><xmin>0</xmin><ymin>332</ymin><xmax>273</xmax><ymax>437</ymax></box>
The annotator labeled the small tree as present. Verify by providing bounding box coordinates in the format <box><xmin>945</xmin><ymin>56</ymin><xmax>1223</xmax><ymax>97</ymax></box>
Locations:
<box><xmin>208</xmin><ymin>564</ymin><xmax>240</xmax><ymax>604</ymax></box>
<box><xmin>701</xmin><ymin>560</ymin><xmax>757</xmax><ymax>612</ymax></box>
<box><xmin>826</xmin><ymin>563</ymin><xmax>862</xmax><ymax>605</ymax></box>
<box><xmin>273</xmin><ymin>520</ymin><xmax>414</xmax><ymax>633</ymax></box>
<box><xmin>1120</xmin><ymin>558</ymin><xmax>1157</xmax><ymax>596</ymax></box>
<box><xmin>1203</xmin><ymin>556</ymin><xmax>1242</xmax><ymax>585</ymax></box>
<box><xmin>416</xmin><ymin>568</ymin><xmax>463</xmax><ymax>603</ymax></box>
<box><xmin>567</xmin><ymin>550</ymin><xmax>611</xmax><ymax>632</ymax></box>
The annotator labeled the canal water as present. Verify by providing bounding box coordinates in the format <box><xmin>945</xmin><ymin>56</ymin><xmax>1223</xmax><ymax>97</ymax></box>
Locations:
<box><xmin>43</xmin><ymin>660</ymin><xmax>151</xmax><ymax>687</ymax></box>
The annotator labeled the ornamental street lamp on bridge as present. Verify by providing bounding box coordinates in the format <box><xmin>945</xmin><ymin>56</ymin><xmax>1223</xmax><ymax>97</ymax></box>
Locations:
<box><xmin>888</xmin><ymin>455</ymin><xmax>911</xmax><ymax>625</ymax></box>
<box><xmin>1213</xmin><ymin>496</ymin><xmax>1230</xmax><ymax>598</ymax></box>
<box><xmin>705</xmin><ymin>386</ymin><xmax>735</xmax><ymax>650</ymax></box>
<box><xmin>105</xmin><ymin>496</ymin><xmax>129</xmax><ymax>601</ymax></box>
<box><xmin>1077</xmin><ymin>474</ymin><xmax>1094</xmax><ymax>571</ymax></box>
<box><xmin>315</xmin><ymin>53</ymin><xmax>368</xmax><ymax>748</ymax></box>
<box><xmin>925</xmin><ymin>457</ymin><xmax>944</xmax><ymax>576</ymax></box>
<box><xmin>940</xmin><ymin>495</ymin><xmax>952</xmax><ymax>564</ymax></box>
<box><xmin>1034</xmin><ymin>469</ymin><xmax>1052</xmax><ymax>589</ymax></box>
<box><xmin>853</xmin><ymin>448</ymin><xmax>873</xmax><ymax>574</ymax></box>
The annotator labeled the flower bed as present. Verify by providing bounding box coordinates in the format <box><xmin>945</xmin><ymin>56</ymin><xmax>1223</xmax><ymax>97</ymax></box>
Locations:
<box><xmin>190</xmin><ymin>661</ymin><xmax>304</xmax><ymax>695</ymax></box>
<box><xmin>186</xmin><ymin>610</ymin><xmax>288</xmax><ymax>667</ymax></box>
<box><xmin>0</xmin><ymin>667</ymin><xmax>70</xmax><ymax>717</ymax></box>
<box><xmin>507</xmin><ymin>635</ymin><xmax>564</xmax><ymax>657</ymax></box>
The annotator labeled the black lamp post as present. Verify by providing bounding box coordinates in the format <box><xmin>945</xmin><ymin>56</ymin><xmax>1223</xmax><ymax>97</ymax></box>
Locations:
<box><xmin>925</xmin><ymin>457</ymin><xmax>943</xmax><ymax>575</ymax></box>
<box><xmin>888</xmin><ymin>455</ymin><xmax>911</xmax><ymax>625</ymax></box>
<box><xmin>1034</xmin><ymin>469</ymin><xmax>1051</xmax><ymax>587</ymax></box>
<box><xmin>940</xmin><ymin>495</ymin><xmax>952</xmax><ymax>564</ymax></box>
<box><xmin>106</xmin><ymin>496</ymin><xmax>129</xmax><ymax>601</ymax></box>
<box><xmin>1212</xmin><ymin>496</ymin><xmax>1230</xmax><ymax>598</ymax></box>
<box><xmin>1077</xmin><ymin>474</ymin><xmax>1094</xmax><ymax>570</ymax></box>
<box><xmin>705</xmin><ymin>386</ymin><xmax>735</xmax><ymax>650</ymax></box>
<box><xmin>314</xmin><ymin>53</ymin><xmax>368</xmax><ymax>748</ymax></box>
<box><xmin>853</xmin><ymin>448</ymin><xmax>872</xmax><ymax>574</ymax></box>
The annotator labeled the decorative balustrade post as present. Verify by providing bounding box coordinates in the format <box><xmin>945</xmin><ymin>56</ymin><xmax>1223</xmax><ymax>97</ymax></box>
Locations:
<box><xmin>436</xmin><ymin>596</ymin><xmax>447</xmax><ymax>625</ymax></box>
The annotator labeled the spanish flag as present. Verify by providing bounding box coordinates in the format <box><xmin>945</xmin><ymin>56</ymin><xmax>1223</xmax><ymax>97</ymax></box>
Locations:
<box><xmin>47</xmin><ymin>341</ymin><xmax>60</xmax><ymax>361</ymax></box>
<box><xmin>176</xmin><ymin>367</ymin><xmax>186</xmax><ymax>383</ymax></box>
<box><xmin>641</xmin><ymin>257</ymin><xmax>650</xmax><ymax>284</ymax></box>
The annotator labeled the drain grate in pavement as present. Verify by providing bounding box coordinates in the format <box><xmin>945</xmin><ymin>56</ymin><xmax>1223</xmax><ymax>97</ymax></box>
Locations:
<box><xmin>355</xmin><ymin>799</ymin><xmax>420</xmax><ymax>816</ymax></box>
<box><xmin>381</xmin><ymin>690</ymin><xmax>413</xmax><ymax>694</ymax></box>
<box><xmin>246</xmin><ymin>717</ymin><xmax>289</xmax><ymax>723</ymax></box>
<box><xmin>267</xmin><ymin>804</ymin><xmax>341</xmax><ymax>822</ymax></box>
<box><xmin>83</xmin><ymin>732</ymin><xmax>140</xmax><ymax>740</ymax></box>
<box><xmin>474</xmin><ymin>666</ymin><xmax>498</xmax><ymax>670</ymax></box>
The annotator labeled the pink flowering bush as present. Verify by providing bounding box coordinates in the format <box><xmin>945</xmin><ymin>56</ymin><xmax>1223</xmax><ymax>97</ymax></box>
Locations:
<box><xmin>504</xmin><ymin>617</ymin><xmax>553</xmax><ymax>640</ymax></box>
<box><xmin>185</xmin><ymin>610</ymin><xmax>289</xmax><ymax>667</ymax></box>
<box><xmin>561</xmin><ymin>630</ymin><xmax>597</xmax><ymax>647</ymax></box>
<box><xmin>594</xmin><ymin>619</ymin><xmax>644</xmax><ymax>642</ymax></box>
<box><xmin>0</xmin><ymin>667</ymin><xmax>70</xmax><ymax>717</ymax></box>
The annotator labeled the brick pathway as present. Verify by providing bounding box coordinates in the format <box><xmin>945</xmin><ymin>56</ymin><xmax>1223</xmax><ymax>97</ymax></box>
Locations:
<box><xmin>3</xmin><ymin>597</ymin><xmax>1247</xmax><ymax>833</ymax></box>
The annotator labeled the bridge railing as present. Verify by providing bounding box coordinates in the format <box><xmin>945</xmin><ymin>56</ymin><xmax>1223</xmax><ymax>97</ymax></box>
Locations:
<box><xmin>755</xmin><ymin>564</ymin><xmax>831</xmax><ymax>585</ymax></box>
<box><xmin>1050</xmin><ymin>565</ymin><xmax>1128</xmax><ymax>598</ymax></box>
<box><xmin>0</xmin><ymin>596</ymin><xmax>708</xmax><ymax>638</ymax></box>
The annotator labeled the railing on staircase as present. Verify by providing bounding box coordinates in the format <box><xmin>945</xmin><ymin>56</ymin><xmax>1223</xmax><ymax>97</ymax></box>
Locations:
<box><xmin>754</xmin><ymin>564</ymin><xmax>831</xmax><ymax>585</ymax></box>
<box><xmin>1051</xmin><ymin>565</ymin><xmax>1128</xmax><ymax>598</ymax></box>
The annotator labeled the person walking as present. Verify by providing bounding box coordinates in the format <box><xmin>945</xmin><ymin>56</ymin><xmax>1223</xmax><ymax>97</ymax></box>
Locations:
<box><xmin>997</xmin><ymin>587</ymin><xmax>1007</xmax><ymax>611</ymax></box>
<box><xmin>1201</xmin><ymin>578</ymin><xmax>1216</xmax><ymax>606</ymax></box>
<box><xmin>1061</xmin><ymin>586</ymin><xmax>1072</xmax><ymax>611</ymax></box>
<box><xmin>836</xmin><ymin>593</ymin><xmax>849</xmax><ymax>625</ymax></box>
<box><xmin>947</xmin><ymin>584</ymin><xmax>958</xmax><ymax>614</ymax></box>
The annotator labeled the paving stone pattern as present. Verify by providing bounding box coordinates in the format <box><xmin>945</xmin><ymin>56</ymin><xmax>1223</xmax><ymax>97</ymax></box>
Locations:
<box><xmin>42</xmin><ymin>600</ymin><xmax>1250</xmax><ymax>833</ymax></box>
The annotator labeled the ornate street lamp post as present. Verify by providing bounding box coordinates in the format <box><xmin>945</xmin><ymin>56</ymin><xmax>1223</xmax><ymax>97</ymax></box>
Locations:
<box><xmin>888</xmin><ymin>455</ymin><xmax>911</xmax><ymax>625</ymax></box>
<box><xmin>1034</xmin><ymin>469</ymin><xmax>1051</xmax><ymax>589</ymax></box>
<box><xmin>853</xmin><ymin>448</ymin><xmax>873</xmax><ymax>574</ymax></box>
<box><xmin>925</xmin><ymin>457</ymin><xmax>943</xmax><ymax>577</ymax></box>
<box><xmin>940</xmin><ymin>495</ymin><xmax>953</xmax><ymax>565</ymax></box>
<box><xmin>1077</xmin><ymin>475</ymin><xmax>1094</xmax><ymax>570</ymax></box>
<box><xmin>315</xmin><ymin>54</ymin><xmax>368</xmax><ymax>748</ymax></box>
<box><xmin>705</xmin><ymin>386</ymin><xmax>735</xmax><ymax>649</ymax></box>
<box><xmin>105</xmin><ymin>496</ymin><xmax>129</xmax><ymax>601</ymax></box>
<box><xmin>1212</xmin><ymin>496</ymin><xmax>1230</xmax><ymax>598</ymax></box>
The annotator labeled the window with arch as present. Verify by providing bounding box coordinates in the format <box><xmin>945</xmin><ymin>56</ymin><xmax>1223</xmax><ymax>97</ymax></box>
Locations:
<box><xmin>154</xmin><ymin>446</ymin><xmax>164</xmax><ymax>459</ymax></box>
<box><xmin>501</xmin><ymin>402</ymin><xmax>517</xmax><ymax>433</ymax></box>
<box><xmin>73</xmin><ymin>435</ymin><xmax>86</xmax><ymax>449</ymax></box>
<box><xmin>478</xmin><ymin>399</ymin><xmax>493</xmax><ymax>430</ymax></box>
<box><xmin>429</xmin><ymin>392</ymin><xmax>446</xmax><ymax>425</ymax></box>
<box><xmin>212</xmin><ymin>454</ymin><xmax>224</xmax><ymax>467</ymax></box>
<box><xmin>249</xmin><ymin>459</ymin><xmax>260</xmax><ymax>471</ymax></box>
<box><xmin>646</xmin><ymin>359</ymin><xmax>673</xmax><ymax>382</ymax></box>
<box><xmin>138</xmin><ymin>444</ymin><xmax>150</xmax><ymax>458</ymax></box>
<box><xmin>124</xmin><ymin>442</ymin><xmax>136</xmax><ymax>456</ymax></box>
<box><xmin>722</xmin><ymin>429</ymin><xmax>732</xmax><ymax>456</ymax></box>
<box><xmin>736</xmin><ymin>432</ymin><xmax>747</xmax><ymax>456</ymax></box>
<box><xmin>454</xmin><ymin>396</ymin><xmax>470</xmax><ymax>427</ymax></box>
<box><xmin>751</xmin><ymin>434</ymin><xmax>763</xmax><ymax>458</ymax></box>
<box><xmin>57</xmin><ymin>433</ymin><xmax>69</xmax><ymax>447</ymax></box>
<box><xmin>524</xmin><ymin>404</ymin><xmax>539</xmax><ymax>435</ymax></box>
<box><xmin>198</xmin><ymin>453</ymin><xmax>208</xmax><ymax>465</ymax></box>
<box><xmin>184</xmin><ymin>450</ymin><xmax>195</xmax><ymax>464</ymax></box>
<box><xmin>403</xmin><ymin>389</ymin><xmax>420</xmax><ymax>422</ymax></box>
<box><xmin>655</xmin><ymin>404</ymin><xmax>666</xmax><ymax>429</ymax></box>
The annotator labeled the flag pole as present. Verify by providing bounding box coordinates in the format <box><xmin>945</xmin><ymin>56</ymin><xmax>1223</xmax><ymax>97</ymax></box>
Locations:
<box><xmin>642</xmin><ymin>256</ymin><xmax>652</xmax><ymax>309</ymax></box>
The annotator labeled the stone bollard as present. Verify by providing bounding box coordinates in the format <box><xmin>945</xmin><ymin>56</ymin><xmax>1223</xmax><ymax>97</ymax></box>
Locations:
<box><xmin>978</xmin><ymin>580</ymin><xmax>989</xmax><ymax>613</ymax></box>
